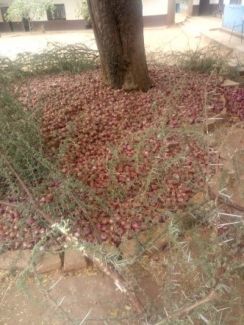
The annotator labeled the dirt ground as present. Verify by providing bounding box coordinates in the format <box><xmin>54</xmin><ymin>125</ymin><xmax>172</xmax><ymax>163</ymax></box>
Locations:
<box><xmin>0</xmin><ymin>256</ymin><xmax>166</xmax><ymax>325</ymax></box>
<box><xmin>0</xmin><ymin>269</ymin><xmax>135</xmax><ymax>325</ymax></box>
<box><xmin>0</xmin><ymin>15</ymin><xmax>243</xmax><ymax>325</ymax></box>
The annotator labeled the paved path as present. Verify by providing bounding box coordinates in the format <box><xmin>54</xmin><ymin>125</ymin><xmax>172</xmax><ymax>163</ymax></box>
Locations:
<box><xmin>0</xmin><ymin>17</ymin><xmax>221</xmax><ymax>59</ymax></box>
<box><xmin>203</xmin><ymin>28</ymin><xmax>244</xmax><ymax>54</ymax></box>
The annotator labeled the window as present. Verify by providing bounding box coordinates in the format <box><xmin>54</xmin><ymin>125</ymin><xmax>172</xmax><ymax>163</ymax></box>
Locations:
<box><xmin>1</xmin><ymin>7</ymin><xmax>8</xmax><ymax>22</ymax></box>
<box><xmin>47</xmin><ymin>4</ymin><xmax>66</xmax><ymax>20</ymax></box>
<box><xmin>230</xmin><ymin>0</ymin><xmax>242</xmax><ymax>4</ymax></box>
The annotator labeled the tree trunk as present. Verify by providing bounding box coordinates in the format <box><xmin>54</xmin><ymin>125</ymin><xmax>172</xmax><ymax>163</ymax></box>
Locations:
<box><xmin>87</xmin><ymin>0</ymin><xmax>151</xmax><ymax>91</ymax></box>
<box><xmin>187</xmin><ymin>0</ymin><xmax>194</xmax><ymax>16</ymax></box>
<box><xmin>167</xmin><ymin>0</ymin><xmax>176</xmax><ymax>25</ymax></box>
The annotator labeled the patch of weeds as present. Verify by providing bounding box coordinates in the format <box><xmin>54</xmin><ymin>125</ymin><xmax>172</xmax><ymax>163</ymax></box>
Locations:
<box><xmin>0</xmin><ymin>45</ymin><xmax>243</xmax><ymax>323</ymax></box>
<box><xmin>177</xmin><ymin>47</ymin><xmax>230</xmax><ymax>74</ymax></box>
<box><xmin>160</xmin><ymin>45</ymin><xmax>239</xmax><ymax>77</ymax></box>
<box><xmin>0</xmin><ymin>43</ymin><xmax>99</xmax><ymax>83</ymax></box>
<box><xmin>151</xmin><ymin>201</ymin><xmax>244</xmax><ymax>324</ymax></box>
<box><xmin>0</xmin><ymin>89</ymin><xmax>49</xmax><ymax>188</ymax></box>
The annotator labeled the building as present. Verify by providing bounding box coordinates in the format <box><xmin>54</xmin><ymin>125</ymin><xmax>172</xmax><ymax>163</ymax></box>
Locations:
<box><xmin>186</xmin><ymin>0</ymin><xmax>223</xmax><ymax>16</ymax></box>
<box><xmin>0</xmin><ymin>0</ymin><xmax>175</xmax><ymax>33</ymax></box>
<box><xmin>175</xmin><ymin>0</ymin><xmax>189</xmax><ymax>13</ymax></box>
<box><xmin>187</xmin><ymin>0</ymin><xmax>244</xmax><ymax>37</ymax></box>
<box><xmin>222</xmin><ymin>0</ymin><xmax>244</xmax><ymax>34</ymax></box>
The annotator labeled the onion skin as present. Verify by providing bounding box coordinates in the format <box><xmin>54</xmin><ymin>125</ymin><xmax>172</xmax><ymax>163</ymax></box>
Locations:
<box><xmin>1</xmin><ymin>67</ymin><xmax>233</xmax><ymax>249</ymax></box>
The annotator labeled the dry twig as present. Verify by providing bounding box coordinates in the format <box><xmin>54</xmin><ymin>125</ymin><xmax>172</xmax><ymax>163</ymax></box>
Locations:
<box><xmin>0</xmin><ymin>151</ymin><xmax>145</xmax><ymax>315</ymax></box>
<box><xmin>173</xmin><ymin>290</ymin><xmax>217</xmax><ymax>318</ymax></box>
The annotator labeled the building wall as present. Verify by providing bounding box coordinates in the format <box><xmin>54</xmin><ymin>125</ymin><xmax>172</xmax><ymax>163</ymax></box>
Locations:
<box><xmin>0</xmin><ymin>0</ymin><xmax>171</xmax><ymax>32</ymax></box>
<box><xmin>175</xmin><ymin>1</ymin><xmax>188</xmax><ymax>13</ymax></box>
<box><xmin>224</xmin><ymin>0</ymin><xmax>244</xmax><ymax>4</ymax></box>
<box><xmin>3</xmin><ymin>0</ymin><xmax>82</xmax><ymax>21</ymax></box>
<box><xmin>222</xmin><ymin>1</ymin><xmax>244</xmax><ymax>33</ymax></box>
<box><xmin>1</xmin><ymin>0</ymin><xmax>168</xmax><ymax>20</ymax></box>
<box><xmin>192</xmin><ymin>0</ymin><xmax>220</xmax><ymax>5</ymax></box>
<box><xmin>191</xmin><ymin>0</ymin><xmax>221</xmax><ymax>16</ymax></box>
<box><xmin>36</xmin><ymin>0</ymin><xmax>83</xmax><ymax>21</ymax></box>
<box><xmin>0</xmin><ymin>0</ymin><xmax>82</xmax><ymax>21</ymax></box>
<box><xmin>143</xmin><ymin>0</ymin><xmax>168</xmax><ymax>15</ymax></box>
<box><xmin>60</xmin><ymin>0</ymin><xmax>83</xmax><ymax>20</ymax></box>
<box><xmin>142</xmin><ymin>0</ymin><xmax>169</xmax><ymax>26</ymax></box>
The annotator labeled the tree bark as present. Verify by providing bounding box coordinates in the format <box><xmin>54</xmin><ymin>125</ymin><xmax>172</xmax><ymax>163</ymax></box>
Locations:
<box><xmin>167</xmin><ymin>0</ymin><xmax>176</xmax><ymax>25</ymax></box>
<box><xmin>87</xmin><ymin>0</ymin><xmax>151</xmax><ymax>91</ymax></box>
<box><xmin>187</xmin><ymin>0</ymin><xmax>194</xmax><ymax>16</ymax></box>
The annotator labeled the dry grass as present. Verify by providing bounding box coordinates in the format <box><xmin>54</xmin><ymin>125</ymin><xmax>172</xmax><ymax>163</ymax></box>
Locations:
<box><xmin>0</xmin><ymin>45</ymin><xmax>243</xmax><ymax>324</ymax></box>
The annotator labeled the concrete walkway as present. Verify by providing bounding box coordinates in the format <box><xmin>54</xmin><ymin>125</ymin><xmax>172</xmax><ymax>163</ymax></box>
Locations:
<box><xmin>0</xmin><ymin>16</ymin><xmax>223</xmax><ymax>60</ymax></box>
<box><xmin>202</xmin><ymin>28</ymin><xmax>244</xmax><ymax>54</ymax></box>
<box><xmin>201</xmin><ymin>26</ymin><xmax>244</xmax><ymax>71</ymax></box>
<box><xmin>144</xmin><ymin>16</ymin><xmax>221</xmax><ymax>53</ymax></box>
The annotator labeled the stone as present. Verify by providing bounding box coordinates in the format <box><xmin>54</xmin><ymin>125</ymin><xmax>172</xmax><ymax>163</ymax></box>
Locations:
<box><xmin>35</xmin><ymin>252</ymin><xmax>61</xmax><ymax>274</ymax></box>
<box><xmin>189</xmin><ymin>192</ymin><xmax>206</xmax><ymax>205</ymax></box>
<box><xmin>63</xmin><ymin>249</ymin><xmax>87</xmax><ymax>272</ymax></box>
<box><xmin>0</xmin><ymin>250</ymin><xmax>31</xmax><ymax>271</ymax></box>
<box><xmin>222</xmin><ymin>79</ymin><xmax>239</xmax><ymax>87</ymax></box>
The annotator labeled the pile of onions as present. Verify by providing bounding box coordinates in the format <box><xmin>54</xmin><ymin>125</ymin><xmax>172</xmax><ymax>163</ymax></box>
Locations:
<box><xmin>1</xmin><ymin>67</ymin><xmax>234</xmax><ymax>249</ymax></box>
<box><xmin>224</xmin><ymin>87</ymin><xmax>244</xmax><ymax>120</ymax></box>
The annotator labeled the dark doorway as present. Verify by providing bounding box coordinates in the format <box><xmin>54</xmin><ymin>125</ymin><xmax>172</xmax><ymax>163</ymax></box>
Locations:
<box><xmin>199</xmin><ymin>0</ymin><xmax>210</xmax><ymax>15</ymax></box>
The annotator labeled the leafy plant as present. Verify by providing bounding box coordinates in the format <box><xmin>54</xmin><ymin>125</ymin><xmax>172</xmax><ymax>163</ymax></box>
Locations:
<box><xmin>5</xmin><ymin>0</ymin><xmax>54</xmax><ymax>30</ymax></box>
<box><xmin>77</xmin><ymin>0</ymin><xmax>91</xmax><ymax>26</ymax></box>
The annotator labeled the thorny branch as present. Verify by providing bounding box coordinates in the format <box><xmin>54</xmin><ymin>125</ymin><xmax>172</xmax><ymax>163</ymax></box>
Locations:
<box><xmin>0</xmin><ymin>151</ymin><xmax>145</xmax><ymax>315</ymax></box>
<box><xmin>174</xmin><ymin>290</ymin><xmax>217</xmax><ymax>318</ymax></box>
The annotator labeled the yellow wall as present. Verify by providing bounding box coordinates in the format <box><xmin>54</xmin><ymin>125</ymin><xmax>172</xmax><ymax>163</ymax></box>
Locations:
<box><xmin>53</xmin><ymin>0</ymin><xmax>82</xmax><ymax>20</ymax></box>
<box><xmin>143</xmin><ymin>0</ymin><xmax>168</xmax><ymax>16</ymax></box>
<box><xmin>0</xmin><ymin>0</ymin><xmax>169</xmax><ymax>22</ymax></box>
